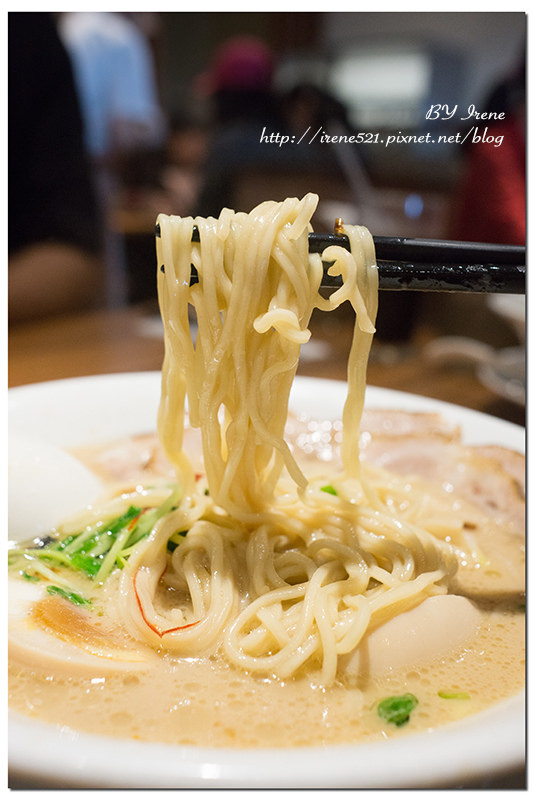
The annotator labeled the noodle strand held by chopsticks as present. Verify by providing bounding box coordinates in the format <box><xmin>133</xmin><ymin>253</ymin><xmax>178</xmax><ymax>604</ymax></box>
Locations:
<box><xmin>119</xmin><ymin>194</ymin><xmax>459</xmax><ymax>685</ymax></box>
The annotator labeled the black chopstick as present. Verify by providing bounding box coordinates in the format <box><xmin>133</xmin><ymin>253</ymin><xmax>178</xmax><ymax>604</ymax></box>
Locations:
<box><xmin>323</xmin><ymin>260</ymin><xmax>525</xmax><ymax>294</ymax></box>
<box><xmin>155</xmin><ymin>225</ymin><xmax>525</xmax><ymax>294</ymax></box>
<box><xmin>311</xmin><ymin>233</ymin><xmax>525</xmax><ymax>294</ymax></box>
<box><xmin>310</xmin><ymin>232</ymin><xmax>524</xmax><ymax>264</ymax></box>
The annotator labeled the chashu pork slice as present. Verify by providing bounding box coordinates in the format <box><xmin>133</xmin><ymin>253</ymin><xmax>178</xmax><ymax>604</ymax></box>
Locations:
<box><xmin>290</xmin><ymin>407</ymin><xmax>525</xmax><ymax>600</ymax></box>
<box><xmin>359</xmin><ymin>433</ymin><xmax>525</xmax><ymax>535</ymax></box>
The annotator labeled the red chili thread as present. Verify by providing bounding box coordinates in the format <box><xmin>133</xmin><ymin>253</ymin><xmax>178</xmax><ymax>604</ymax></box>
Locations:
<box><xmin>133</xmin><ymin>568</ymin><xmax>201</xmax><ymax>637</ymax></box>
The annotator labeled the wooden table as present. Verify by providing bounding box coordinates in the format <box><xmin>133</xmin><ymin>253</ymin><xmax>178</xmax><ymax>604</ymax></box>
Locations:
<box><xmin>8</xmin><ymin>302</ymin><xmax>525</xmax><ymax>428</ymax></box>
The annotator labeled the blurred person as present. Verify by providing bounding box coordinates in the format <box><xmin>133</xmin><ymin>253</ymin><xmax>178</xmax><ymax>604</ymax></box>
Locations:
<box><xmin>195</xmin><ymin>35</ymin><xmax>286</xmax><ymax>216</ymax></box>
<box><xmin>57</xmin><ymin>12</ymin><xmax>166</xmax><ymax>306</ymax></box>
<box><xmin>280</xmin><ymin>82</ymin><xmax>352</xmax><ymax>140</ymax></box>
<box><xmin>424</xmin><ymin>57</ymin><xmax>526</xmax><ymax>353</ymax></box>
<box><xmin>8</xmin><ymin>12</ymin><xmax>104</xmax><ymax>325</ymax></box>
<box><xmin>197</xmin><ymin>35</ymin><xmax>278</xmax><ymax>127</ymax></box>
<box><xmin>449</xmin><ymin>59</ymin><xmax>525</xmax><ymax>246</ymax></box>
<box><xmin>196</xmin><ymin>38</ymin><xmax>355</xmax><ymax>219</ymax></box>
<box><xmin>58</xmin><ymin>12</ymin><xmax>165</xmax><ymax>166</ymax></box>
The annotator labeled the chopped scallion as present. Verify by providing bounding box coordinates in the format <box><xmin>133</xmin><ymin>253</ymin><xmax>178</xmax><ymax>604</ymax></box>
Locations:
<box><xmin>377</xmin><ymin>693</ymin><xmax>418</xmax><ymax>727</ymax></box>
<box><xmin>8</xmin><ymin>485</ymin><xmax>183</xmax><ymax>587</ymax></box>
<box><xmin>46</xmin><ymin>585</ymin><xmax>92</xmax><ymax>607</ymax></box>
<box><xmin>22</xmin><ymin>570</ymin><xmax>40</xmax><ymax>582</ymax></box>
<box><xmin>167</xmin><ymin>530</ymin><xmax>188</xmax><ymax>553</ymax></box>
<box><xmin>438</xmin><ymin>690</ymin><xmax>471</xmax><ymax>700</ymax></box>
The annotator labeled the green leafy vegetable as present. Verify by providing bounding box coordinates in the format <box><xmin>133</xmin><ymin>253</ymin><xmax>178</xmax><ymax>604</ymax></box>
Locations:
<box><xmin>377</xmin><ymin>693</ymin><xmax>418</xmax><ymax>727</ymax></box>
<box><xmin>47</xmin><ymin>505</ymin><xmax>143</xmax><ymax>580</ymax></box>
<box><xmin>46</xmin><ymin>585</ymin><xmax>92</xmax><ymax>607</ymax></box>
<box><xmin>320</xmin><ymin>484</ymin><xmax>338</xmax><ymax>496</ymax></box>
<box><xmin>8</xmin><ymin>485</ymin><xmax>182</xmax><ymax>585</ymax></box>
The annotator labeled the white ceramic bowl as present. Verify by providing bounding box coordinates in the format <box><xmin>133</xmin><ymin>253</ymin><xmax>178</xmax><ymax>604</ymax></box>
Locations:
<box><xmin>8</xmin><ymin>373</ymin><xmax>525</xmax><ymax>789</ymax></box>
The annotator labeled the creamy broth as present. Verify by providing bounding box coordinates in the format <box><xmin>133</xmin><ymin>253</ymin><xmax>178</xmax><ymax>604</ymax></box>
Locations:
<box><xmin>8</xmin><ymin>604</ymin><xmax>524</xmax><ymax>748</ymax></box>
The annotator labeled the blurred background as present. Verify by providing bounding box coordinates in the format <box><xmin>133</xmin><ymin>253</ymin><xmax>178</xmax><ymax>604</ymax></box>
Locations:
<box><xmin>8</xmin><ymin>11</ymin><xmax>526</xmax><ymax>421</ymax></box>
